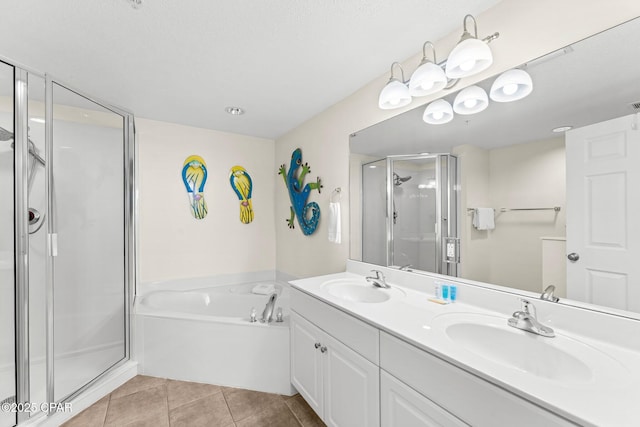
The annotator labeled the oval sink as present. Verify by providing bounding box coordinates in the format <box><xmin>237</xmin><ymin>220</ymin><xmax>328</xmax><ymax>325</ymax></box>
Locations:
<box><xmin>321</xmin><ymin>278</ymin><xmax>405</xmax><ymax>303</ymax></box>
<box><xmin>432</xmin><ymin>313</ymin><xmax>626</xmax><ymax>384</ymax></box>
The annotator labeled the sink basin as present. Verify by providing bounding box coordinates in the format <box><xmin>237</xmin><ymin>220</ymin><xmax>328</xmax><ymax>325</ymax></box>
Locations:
<box><xmin>432</xmin><ymin>313</ymin><xmax>626</xmax><ymax>384</ymax></box>
<box><xmin>321</xmin><ymin>278</ymin><xmax>405</xmax><ymax>303</ymax></box>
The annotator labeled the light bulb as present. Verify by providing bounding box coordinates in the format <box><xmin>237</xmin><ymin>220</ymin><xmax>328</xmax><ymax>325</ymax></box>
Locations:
<box><xmin>460</xmin><ymin>59</ymin><xmax>476</xmax><ymax>72</ymax></box>
<box><xmin>433</xmin><ymin>111</ymin><xmax>444</xmax><ymax>120</ymax></box>
<box><xmin>420</xmin><ymin>80</ymin><xmax>434</xmax><ymax>90</ymax></box>
<box><xmin>502</xmin><ymin>83</ymin><xmax>518</xmax><ymax>96</ymax></box>
<box><xmin>463</xmin><ymin>98</ymin><xmax>477</xmax><ymax>109</ymax></box>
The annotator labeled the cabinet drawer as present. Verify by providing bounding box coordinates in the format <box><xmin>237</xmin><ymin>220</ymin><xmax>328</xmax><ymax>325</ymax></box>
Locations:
<box><xmin>380</xmin><ymin>332</ymin><xmax>577</xmax><ymax>427</ymax></box>
<box><xmin>291</xmin><ymin>288</ymin><xmax>379</xmax><ymax>364</ymax></box>
<box><xmin>381</xmin><ymin>370</ymin><xmax>467</xmax><ymax>427</ymax></box>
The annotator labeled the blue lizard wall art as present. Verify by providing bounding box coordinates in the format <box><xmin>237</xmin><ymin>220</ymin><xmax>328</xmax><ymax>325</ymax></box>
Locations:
<box><xmin>278</xmin><ymin>148</ymin><xmax>322</xmax><ymax>235</ymax></box>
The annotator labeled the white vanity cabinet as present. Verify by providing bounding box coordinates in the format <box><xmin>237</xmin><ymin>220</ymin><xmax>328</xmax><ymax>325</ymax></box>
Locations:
<box><xmin>291</xmin><ymin>290</ymin><xmax>380</xmax><ymax>427</ymax></box>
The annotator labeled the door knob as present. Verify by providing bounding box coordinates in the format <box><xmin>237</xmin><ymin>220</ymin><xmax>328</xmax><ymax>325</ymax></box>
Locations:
<box><xmin>567</xmin><ymin>252</ymin><xmax>580</xmax><ymax>262</ymax></box>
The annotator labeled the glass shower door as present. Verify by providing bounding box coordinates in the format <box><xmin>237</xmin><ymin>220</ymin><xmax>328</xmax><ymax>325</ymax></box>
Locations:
<box><xmin>0</xmin><ymin>61</ymin><xmax>16</xmax><ymax>427</ymax></box>
<box><xmin>51</xmin><ymin>83</ymin><xmax>127</xmax><ymax>401</ymax></box>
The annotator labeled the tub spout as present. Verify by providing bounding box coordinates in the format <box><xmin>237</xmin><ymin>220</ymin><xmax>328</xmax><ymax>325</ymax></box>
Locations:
<box><xmin>260</xmin><ymin>292</ymin><xmax>278</xmax><ymax>323</ymax></box>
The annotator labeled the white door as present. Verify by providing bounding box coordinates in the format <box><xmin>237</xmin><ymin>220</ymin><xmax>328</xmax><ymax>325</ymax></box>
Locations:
<box><xmin>290</xmin><ymin>312</ymin><xmax>324</xmax><ymax>417</ymax></box>
<box><xmin>323</xmin><ymin>332</ymin><xmax>380</xmax><ymax>427</ymax></box>
<box><xmin>566</xmin><ymin>113</ymin><xmax>640</xmax><ymax>311</ymax></box>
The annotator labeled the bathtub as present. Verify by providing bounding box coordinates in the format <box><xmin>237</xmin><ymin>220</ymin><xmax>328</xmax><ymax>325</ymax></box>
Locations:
<box><xmin>135</xmin><ymin>281</ymin><xmax>295</xmax><ymax>395</ymax></box>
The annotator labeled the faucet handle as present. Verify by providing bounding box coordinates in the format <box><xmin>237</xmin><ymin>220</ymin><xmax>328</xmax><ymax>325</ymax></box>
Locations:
<box><xmin>520</xmin><ymin>299</ymin><xmax>537</xmax><ymax>318</ymax></box>
<box><xmin>371</xmin><ymin>269</ymin><xmax>385</xmax><ymax>280</ymax></box>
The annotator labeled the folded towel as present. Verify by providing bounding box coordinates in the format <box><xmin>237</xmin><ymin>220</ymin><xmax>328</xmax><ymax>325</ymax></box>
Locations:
<box><xmin>252</xmin><ymin>283</ymin><xmax>276</xmax><ymax>295</ymax></box>
<box><xmin>328</xmin><ymin>201</ymin><xmax>342</xmax><ymax>244</ymax></box>
<box><xmin>473</xmin><ymin>208</ymin><xmax>495</xmax><ymax>230</ymax></box>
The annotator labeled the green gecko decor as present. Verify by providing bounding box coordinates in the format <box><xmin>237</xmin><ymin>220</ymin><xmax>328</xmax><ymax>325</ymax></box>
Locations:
<box><xmin>278</xmin><ymin>148</ymin><xmax>322</xmax><ymax>235</ymax></box>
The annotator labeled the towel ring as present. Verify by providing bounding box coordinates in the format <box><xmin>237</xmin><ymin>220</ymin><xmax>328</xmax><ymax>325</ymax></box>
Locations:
<box><xmin>330</xmin><ymin>187</ymin><xmax>341</xmax><ymax>203</ymax></box>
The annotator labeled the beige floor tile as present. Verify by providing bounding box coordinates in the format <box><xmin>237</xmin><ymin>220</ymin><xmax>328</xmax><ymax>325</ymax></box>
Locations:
<box><xmin>167</xmin><ymin>379</ymin><xmax>222</xmax><ymax>410</ymax></box>
<box><xmin>111</xmin><ymin>375</ymin><xmax>167</xmax><ymax>399</ymax></box>
<box><xmin>169</xmin><ymin>393</ymin><xmax>235</xmax><ymax>427</ymax></box>
<box><xmin>61</xmin><ymin>395</ymin><xmax>110</xmax><ymax>427</ymax></box>
<box><xmin>104</xmin><ymin>384</ymin><xmax>168</xmax><ymax>427</ymax></box>
<box><xmin>222</xmin><ymin>387</ymin><xmax>284</xmax><ymax>422</ymax></box>
<box><xmin>284</xmin><ymin>395</ymin><xmax>325</xmax><ymax>427</ymax></box>
<box><xmin>235</xmin><ymin>400</ymin><xmax>301</xmax><ymax>427</ymax></box>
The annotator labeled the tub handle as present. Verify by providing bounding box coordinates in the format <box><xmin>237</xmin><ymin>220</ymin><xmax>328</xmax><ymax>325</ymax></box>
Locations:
<box><xmin>320</xmin><ymin>346</ymin><xmax>327</xmax><ymax>353</ymax></box>
<box><xmin>314</xmin><ymin>342</ymin><xmax>321</xmax><ymax>349</ymax></box>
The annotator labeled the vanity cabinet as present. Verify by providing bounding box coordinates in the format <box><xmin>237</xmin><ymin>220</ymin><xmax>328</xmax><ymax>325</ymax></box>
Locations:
<box><xmin>290</xmin><ymin>289</ymin><xmax>380</xmax><ymax>427</ymax></box>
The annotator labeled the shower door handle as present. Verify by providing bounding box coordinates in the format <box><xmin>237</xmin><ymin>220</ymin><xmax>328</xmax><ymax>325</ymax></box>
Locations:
<box><xmin>567</xmin><ymin>252</ymin><xmax>580</xmax><ymax>262</ymax></box>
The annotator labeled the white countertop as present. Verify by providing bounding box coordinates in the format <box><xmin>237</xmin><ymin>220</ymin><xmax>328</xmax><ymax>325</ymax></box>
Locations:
<box><xmin>290</xmin><ymin>271</ymin><xmax>640</xmax><ymax>427</ymax></box>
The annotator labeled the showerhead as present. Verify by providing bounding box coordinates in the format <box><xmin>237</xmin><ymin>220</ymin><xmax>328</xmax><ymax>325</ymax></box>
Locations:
<box><xmin>393</xmin><ymin>172</ymin><xmax>412</xmax><ymax>186</ymax></box>
<box><xmin>0</xmin><ymin>126</ymin><xmax>13</xmax><ymax>141</ymax></box>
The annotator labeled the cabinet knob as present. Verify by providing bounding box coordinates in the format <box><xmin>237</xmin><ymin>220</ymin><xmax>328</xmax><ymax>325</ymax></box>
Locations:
<box><xmin>320</xmin><ymin>346</ymin><xmax>327</xmax><ymax>353</ymax></box>
<box><xmin>314</xmin><ymin>342</ymin><xmax>321</xmax><ymax>349</ymax></box>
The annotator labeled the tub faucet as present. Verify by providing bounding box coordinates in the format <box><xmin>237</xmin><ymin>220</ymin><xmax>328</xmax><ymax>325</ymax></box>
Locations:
<box><xmin>508</xmin><ymin>299</ymin><xmax>555</xmax><ymax>338</ymax></box>
<box><xmin>260</xmin><ymin>292</ymin><xmax>278</xmax><ymax>323</ymax></box>
<box><xmin>540</xmin><ymin>285</ymin><xmax>559</xmax><ymax>303</ymax></box>
<box><xmin>366</xmin><ymin>270</ymin><xmax>390</xmax><ymax>289</ymax></box>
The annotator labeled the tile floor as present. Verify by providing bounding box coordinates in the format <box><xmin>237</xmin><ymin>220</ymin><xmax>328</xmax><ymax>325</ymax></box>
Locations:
<box><xmin>62</xmin><ymin>375</ymin><xmax>325</xmax><ymax>427</ymax></box>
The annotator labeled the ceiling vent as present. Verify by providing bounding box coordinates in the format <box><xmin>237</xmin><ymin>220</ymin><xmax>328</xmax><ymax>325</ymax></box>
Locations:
<box><xmin>631</xmin><ymin>101</ymin><xmax>640</xmax><ymax>111</ymax></box>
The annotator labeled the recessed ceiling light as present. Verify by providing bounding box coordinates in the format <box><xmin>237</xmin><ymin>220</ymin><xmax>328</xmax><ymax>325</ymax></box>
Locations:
<box><xmin>552</xmin><ymin>125</ymin><xmax>573</xmax><ymax>133</ymax></box>
<box><xmin>420</xmin><ymin>152</ymin><xmax>430</xmax><ymax>155</ymax></box>
<box><xmin>30</xmin><ymin>117</ymin><xmax>45</xmax><ymax>123</ymax></box>
<box><xmin>225</xmin><ymin>107</ymin><xmax>245</xmax><ymax>116</ymax></box>
<box><xmin>368</xmin><ymin>165</ymin><xmax>377</xmax><ymax>169</ymax></box>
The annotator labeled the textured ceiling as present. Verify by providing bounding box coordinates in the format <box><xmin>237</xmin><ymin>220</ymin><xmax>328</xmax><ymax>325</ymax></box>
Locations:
<box><xmin>0</xmin><ymin>0</ymin><xmax>501</xmax><ymax>139</ymax></box>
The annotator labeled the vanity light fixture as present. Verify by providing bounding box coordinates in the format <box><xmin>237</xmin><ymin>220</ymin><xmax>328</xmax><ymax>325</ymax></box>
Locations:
<box><xmin>453</xmin><ymin>85</ymin><xmax>488</xmax><ymax>115</ymax></box>
<box><xmin>490</xmin><ymin>69</ymin><xmax>533</xmax><ymax>102</ymax></box>
<box><xmin>378</xmin><ymin>62</ymin><xmax>412</xmax><ymax>110</ymax></box>
<box><xmin>423</xmin><ymin>99</ymin><xmax>454</xmax><ymax>124</ymax></box>
<box><xmin>378</xmin><ymin>14</ymin><xmax>498</xmax><ymax>110</ymax></box>
<box><xmin>409</xmin><ymin>42</ymin><xmax>448</xmax><ymax>97</ymax></box>
<box><xmin>446</xmin><ymin>15</ymin><xmax>495</xmax><ymax>79</ymax></box>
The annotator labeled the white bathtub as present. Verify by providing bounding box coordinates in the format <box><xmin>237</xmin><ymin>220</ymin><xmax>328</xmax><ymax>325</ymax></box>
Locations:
<box><xmin>135</xmin><ymin>281</ymin><xmax>295</xmax><ymax>395</ymax></box>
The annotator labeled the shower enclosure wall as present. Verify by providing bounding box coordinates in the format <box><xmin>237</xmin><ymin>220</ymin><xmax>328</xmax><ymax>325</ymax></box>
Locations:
<box><xmin>362</xmin><ymin>154</ymin><xmax>459</xmax><ymax>276</ymax></box>
<box><xmin>0</xmin><ymin>60</ymin><xmax>134</xmax><ymax>427</ymax></box>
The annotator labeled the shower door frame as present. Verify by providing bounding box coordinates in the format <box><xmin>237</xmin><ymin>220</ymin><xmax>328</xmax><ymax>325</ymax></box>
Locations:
<box><xmin>11</xmin><ymin>60</ymin><xmax>136</xmax><ymax>424</ymax></box>
<box><xmin>385</xmin><ymin>154</ymin><xmax>459</xmax><ymax>276</ymax></box>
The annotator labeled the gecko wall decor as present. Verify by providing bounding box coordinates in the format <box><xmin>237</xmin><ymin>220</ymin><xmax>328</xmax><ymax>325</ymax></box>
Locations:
<box><xmin>278</xmin><ymin>148</ymin><xmax>322</xmax><ymax>235</ymax></box>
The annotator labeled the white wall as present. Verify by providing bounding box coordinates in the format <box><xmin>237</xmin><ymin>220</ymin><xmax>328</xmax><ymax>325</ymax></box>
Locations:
<box><xmin>276</xmin><ymin>0</ymin><xmax>640</xmax><ymax>279</ymax></box>
<box><xmin>137</xmin><ymin>118</ymin><xmax>276</xmax><ymax>283</ymax></box>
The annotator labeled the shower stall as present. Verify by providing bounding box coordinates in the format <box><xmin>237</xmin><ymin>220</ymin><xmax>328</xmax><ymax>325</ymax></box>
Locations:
<box><xmin>0</xmin><ymin>60</ymin><xmax>134</xmax><ymax>427</ymax></box>
<box><xmin>362</xmin><ymin>154</ymin><xmax>459</xmax><ymax>276</ymax></box>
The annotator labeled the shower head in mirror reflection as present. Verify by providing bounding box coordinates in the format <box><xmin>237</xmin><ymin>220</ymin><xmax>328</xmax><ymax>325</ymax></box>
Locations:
<box><xmin>393</xmin><ymin>172</ymin><xmax>412</xmax><ymax>186</ymax></box>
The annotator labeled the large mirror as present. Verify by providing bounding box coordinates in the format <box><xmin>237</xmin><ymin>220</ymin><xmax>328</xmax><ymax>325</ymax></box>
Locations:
<box><xmin>350</xmin><ymin>17</ymin><xmax>640</xmax><ymax>316</ymax></box>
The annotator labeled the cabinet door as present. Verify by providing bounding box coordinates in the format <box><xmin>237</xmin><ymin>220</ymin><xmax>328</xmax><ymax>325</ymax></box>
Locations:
<box><xmin>323</xmin><ymin>332</ymin><xmax>380</xmax><ymax>427</ymax></box>
<box><xmin>291</xmin><ymin>311</ymin><xmax>324</xmax><ymax>417</ymax></box>
<box><xmin>381</xmin><ymin>371</ymin><xmax>467</xmax><ymax>427</ymax></box>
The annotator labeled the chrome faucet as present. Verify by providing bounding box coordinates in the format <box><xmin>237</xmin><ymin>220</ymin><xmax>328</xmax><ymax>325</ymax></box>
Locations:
<box><xmin>507</xmin><ymin>299</ymin><xmax>555</xmax><ymax>338</ymax></box>
<box><xmin>260</xmin><ymin>292</ymin><xmax>278</xmax><ymax>323</ymax></box>
<box><xmin>366</xmin><ymin>269</ymin><xmax>390</xmax><ymax>288</ymax></box>
<box><xmin>540</xmin><ymin>285</ymin><xmax>559</xmax><ymax>303</ymax></box>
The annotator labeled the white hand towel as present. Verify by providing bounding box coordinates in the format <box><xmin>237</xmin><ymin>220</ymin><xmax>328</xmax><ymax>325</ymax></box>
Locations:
<box><xmin>252</xmin><ymin>283</ymin><xmax>276</xmax><ymax>295</ymax></box>
<box><xmin>328</xmin><ymin>201</ymin><xmax>342</xmax><ymax>244</ymax></box>
<box><xmin>473</xmin><ymin>208</ymin><xmax>495</xmax><ymax>230</ymax></box>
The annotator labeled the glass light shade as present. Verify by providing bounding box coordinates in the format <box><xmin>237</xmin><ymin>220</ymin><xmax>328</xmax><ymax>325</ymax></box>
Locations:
<box><xmin>423</xmin><ymin>99</ymin><xmax>454</xmax><ymax>124</ymax></box>
<box><xmin>409</xmin><ymin>61</ymin><xmax>447</xmax><ymax>97</ymax></box>
<box><xmin>453</xmin><ymin>85</ymin><xmax>488</xmax><ymax>115</ymax></box>
<box><xmin>489</xmin><ymin>69</ymin><xmax>533</xmax><ymax>102</ymax></box>
<box><xmin>378</xmin><ymin>79</ymin><xmax>412</xmax><ymax>110</ymax></box>
<box><xmin>445</xmin><ymin>38</ymin><xmax>493</xmax><ymax>78</ymax></box>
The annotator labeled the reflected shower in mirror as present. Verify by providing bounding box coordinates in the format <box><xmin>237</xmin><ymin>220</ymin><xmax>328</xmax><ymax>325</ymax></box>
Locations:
<box><xmin>350</xmin><ymin>17</ymin><xmax>640</xmax><ymax>316</ymax></box>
